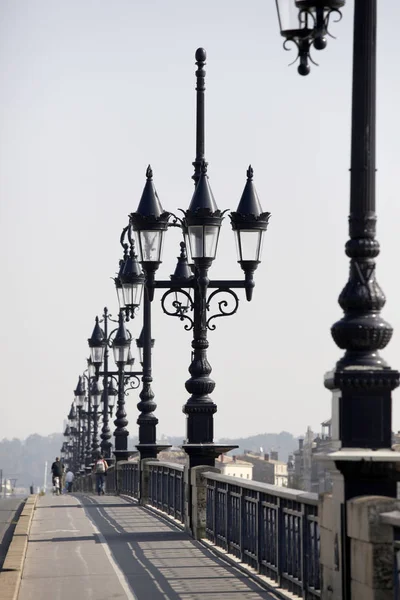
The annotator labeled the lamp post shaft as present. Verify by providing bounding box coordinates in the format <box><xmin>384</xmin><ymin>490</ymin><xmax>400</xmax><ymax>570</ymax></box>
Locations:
<box><xmin>325</xmin><ymin>2</ymin><xmax>399</xmax><ymax>598</ymax></box>
<box><xmin>92</xmin><ymin>405</ymin><xmax>99</xmax><ymax>459</ymax></box>
<box><xmin>113</xmin><ymin>363</ymin><xmax>129</xmax><ymax>458</ymax></box>
<box><xmin>100</xmin><ymin>308</ymin><xmax>112</xmax><ymax>459</ymax></box>
<box><xmin>85</xmin><ymin>394</ymin><xmax>92</xmax><ymax>469</ymax></box>
<box><xmin>136</xmin><ymin>287</ymin><xmax>159</xmax><ymax>459</ymax></box>
<box><xmin>192</xmin><ymin>49</ymin><xmax>206</xmax><ymax>185</ymax></box>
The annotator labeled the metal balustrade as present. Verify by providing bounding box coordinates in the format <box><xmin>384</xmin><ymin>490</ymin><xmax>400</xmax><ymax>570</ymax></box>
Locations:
<box><xmin>147</xmin><ymin>461</ymin><xmax>185</xmax><ymax>524</ymax></box>
<box><xmin>105</xmin><ymin>465</ymin><xmax>116</xmax><ymax>494</ymax></box>
<box><xmin>204</xmin><ymin>473</ymin><xmax>320</xmax><ymax>599</ymax></box>
<box><xmin>119</xmin><ymin>461</ymin><xmax>140</xmax><ymax>498</ymax></box>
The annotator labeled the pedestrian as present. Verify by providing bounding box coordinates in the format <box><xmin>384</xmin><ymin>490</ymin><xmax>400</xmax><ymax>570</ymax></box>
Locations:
<box><xmin>51</xmin><ymin>457</ymin><xmax>63</xmax><ymax>488</ymax></box>
<box><xmin>65</xmin><ymin>470</ymin><xmax>74</xmax><ymax>493</ymax></box>
<box><xmin>93</xmin><ymin>454</ymin><xmax>108</xmax><ymax>495</ymax></box>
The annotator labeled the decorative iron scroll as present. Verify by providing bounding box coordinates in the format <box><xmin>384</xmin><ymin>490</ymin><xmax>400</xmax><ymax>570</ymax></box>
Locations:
<box><xmin>161</xmin><ymin>288</ymin><xmax>194</xmax><ymax>330</ymax></box>
<box><xmin>206</xmin><ymin>288</ymin><xmax>239</xmax><ymax>330</ymax></box>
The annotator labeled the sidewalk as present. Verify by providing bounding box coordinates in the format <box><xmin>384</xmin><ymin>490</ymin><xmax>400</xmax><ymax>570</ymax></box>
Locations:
<box><xmin>18</xmin><ymin>494</ymin><xmax>277</xmax><ymax>600</ymax></box>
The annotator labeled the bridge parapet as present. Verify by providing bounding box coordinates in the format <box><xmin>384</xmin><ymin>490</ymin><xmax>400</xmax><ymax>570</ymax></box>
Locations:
<box><xmin>204</xmin><ymin>472</ymin><xmax>320</xmax><ymax>599</ymax></box>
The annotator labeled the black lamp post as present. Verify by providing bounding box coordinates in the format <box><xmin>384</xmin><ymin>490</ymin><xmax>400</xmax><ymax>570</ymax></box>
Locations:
<box><xmin>90</xmin><ymin>379</ymin><xmax>102</xmax><ymax>460</ymax></box>
<box><xmin>115</xmin><ymin>227</ymin><xmax>169</xmax><ymax>461</ymax></box>
<box><xmin>276</xmin><ymin>2</ymin><xmax>400</xmax><ymax>597</ymax></box>
<box><xmin>88</xmin><ymin>311</ymin><xmax>111</xmax><ymax>459</ymax></box>
<box><xmin>74</xmin><ymin>376</ymin><xmax>86</xmax><ymax>473</ymax></box>
<box><xmin>129</xmin><ymin>49</ymin><xmax>270</xmax><ymax>468</ymax></box>
<box><xmin>112</xmin><ymin>312</ymin><xmax>132</xmax><ymax>461</ymax></box>
<box><xmin>89</xmin><ymin>308</ymin><xmax>143</xmax><ymax>463</ymax></box>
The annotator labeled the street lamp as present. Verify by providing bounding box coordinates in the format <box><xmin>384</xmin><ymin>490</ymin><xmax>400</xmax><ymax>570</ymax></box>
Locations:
<box><xmin>90</xmin><ymin>379</ymin><xmax>102</xmax><ymax>460</ymax></box>
<box><xmin>129</xmin><ymin>48</ymin><xmax>270</xmax><ymax>468</ymax></box>
<box><xmin>74</xmin><ymin>376</ymin><xmax>86</xmax><ymax>473</ymax></box>
<box><xmin>115</xmin><ymin>227</ymin><xmax>145</xmax><ymax>319</ymax></box>
<box><xmin>88</xmin><ymin>308</ymin><xmax>142</xmax><ymax>464</ymax></box>
<box><xmin>275</xmin><ymin>0</ymin><xmax>344</xmax><ymax>74</ymax></box>
<box><xmin>129</xmin><ymin>165</ymin><xmax>170</xmax><ymax>299</ymax></box>
<box><xmin>88</xmin><ymin>317</ymin><xmax>106</xmax><ymax>375</ymax></box>
<box><xmin>276</xmin><ymin>2</ymin><xmax>400</xmax><ymax>596</ymax></box>
<box><xmin>112</xmin><ymin>313</ymin><xmax>132</xmax><ymax>461</ymax></box>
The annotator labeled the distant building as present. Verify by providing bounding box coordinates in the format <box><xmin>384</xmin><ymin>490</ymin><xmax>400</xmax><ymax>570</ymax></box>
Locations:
<box><xmin>289</xmin><ymin>421</ymin><xmax>335</xmax><ymax>493</ymax></box>
<box><xmin>234</xmin><ymin>451</ymin><xmax>288</xmax><ymax>487</ymax></box>
<box><xmin>215</xmin><ymin>455</ymin><xmax>253</xmax><ymax>480</ymax></box>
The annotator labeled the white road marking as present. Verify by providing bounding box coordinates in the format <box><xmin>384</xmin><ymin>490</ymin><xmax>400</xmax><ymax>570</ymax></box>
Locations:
<box><xmin>77</xmin><ymin>496</ymin><xmax>138</xmax><ymax>600</ymax></box>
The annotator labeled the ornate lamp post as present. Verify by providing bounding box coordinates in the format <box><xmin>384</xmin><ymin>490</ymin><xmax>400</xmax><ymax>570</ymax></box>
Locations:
<box><xmin>129</xmin><ymin>49</ymin><xmax>270</xmax><ymax>468</ymax></box>
<box><xmin>90</xmin><ymin>379</ymin><xmax>102</xmax><ymax>460</ymax></box>
<box><xmin>88</xmin><ymin>311</ymin><xmax>111</xmax><ymax>459</ymax></box>
<box><xmin>276</xmin><ymin>2</ymin><xmax>400</xmax><ymax>597</ymax></box>
<box><xmin>114</xmin><ymin>230</ymin><xmax>170</xmax><ymax>460</ymax></box>
<box><xmin>74</xmin><ymin>376</ymin><xmax>86</xmax><ymax>473</ymax></box>
<box><xmin>112</xmin><ymin>313</ymin><xmax>133</xmax><ymax>461</ymax></box>
<box><xmin>88</xmin><ymin>308</ymin><xmax>142</xmax><ymax>463</ymax></box>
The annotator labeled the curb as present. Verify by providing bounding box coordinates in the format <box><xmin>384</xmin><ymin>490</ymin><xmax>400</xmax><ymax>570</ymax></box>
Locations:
<box><xmin>0</xmin><ymin>495</ymin><xmax>38</xmax><ymax>600</ymax></box>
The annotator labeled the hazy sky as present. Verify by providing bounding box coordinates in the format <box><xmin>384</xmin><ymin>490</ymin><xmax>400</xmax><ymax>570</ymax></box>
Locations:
<box><xmin>1</xmin><ymin>1</ymin><xmax>400</xmax><ymax>443</ymax></box>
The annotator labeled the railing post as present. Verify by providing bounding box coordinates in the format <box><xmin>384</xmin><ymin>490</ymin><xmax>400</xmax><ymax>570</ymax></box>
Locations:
<box><xmin>347</xmin><ymin>496</ymin><xmax>399</xmax><ymax>600</ymax></box>
<box><xmin>140</xmin><ymin>458</ymin><xmax>157</xmax><ymax>506</ymax></box>
<box><xmin>276</xmin><ymin>496</ymin><xmax>283</xmax><ymax>588</ymax></box>
<box><xmin>189</xmin><ymin>466</ymin><xmax>219</xmax><ymax>540</ymax></box>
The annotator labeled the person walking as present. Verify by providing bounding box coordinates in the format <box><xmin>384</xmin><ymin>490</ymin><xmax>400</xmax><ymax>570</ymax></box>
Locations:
<box><xmin>51</xmin><ymin>457</ymin><xmax>63</xmax><ymax>491</ymax></box>
<box><xmin>65</xmin><ymin>470</ymin><xmax>74</xmax><ymax>493</ymax></box>
<box><xmin>93</xmin><ymin>454</ymin><xmax>108</xmax><ymax>495</ymax></box>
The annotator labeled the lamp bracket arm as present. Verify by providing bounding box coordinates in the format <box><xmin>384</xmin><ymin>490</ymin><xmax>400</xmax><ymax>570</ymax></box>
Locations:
<box><xmin>153</xmin><ymin>280</ymin><xmax>195</xmax><ymax>289</ymax></box>
<box><xmin>208</xmin><ymin>280</ymin><xmax>246</xmax><ymax>289</ymax></box>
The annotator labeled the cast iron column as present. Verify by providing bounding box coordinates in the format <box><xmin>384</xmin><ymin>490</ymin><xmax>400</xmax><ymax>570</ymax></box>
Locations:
<box><xmin>92</xmin><ymin>404</ymin><xmax>99</xmax><ymax>460</ymax></box>
<box><xmin>136</xmin><ymin>287</ymin><xmax>160</xmax><ymax>459</ymax></box>
<box><xmin>85</xmin><ymin>394</ymin><xmax>92</xmax><ymax>471</ymax></box>
<box><xmin>325</xmin><ymin>2</ymin><xmax>399</xmax><ymax>597</ymax></box>
<box><xmin>100</xmin><ymin>309</ymin><xmax>112</xmax><ymax>460</ymax></box>
<box><xmin>114</xmin><ymin>364</ymin><xmax>129</xmax><ymax>460</ymax></box>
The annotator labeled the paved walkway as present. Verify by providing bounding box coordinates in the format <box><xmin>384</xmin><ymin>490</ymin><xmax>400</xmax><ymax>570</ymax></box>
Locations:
<box><xmin>18</xmin><ymin>494</ymin><xmax>277</xmax><ymax>600</ymax></box>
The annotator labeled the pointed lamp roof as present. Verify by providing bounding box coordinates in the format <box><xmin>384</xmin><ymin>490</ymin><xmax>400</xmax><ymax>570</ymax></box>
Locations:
<box><xmin>236</xmin><ymin>166</ymin><xmax>263</xmax><ymax>216</ymax></box>
<box><xmin>88</xmin><ymin>317</ymin><xmax>105</xmax><ymax>348</ymax></box>
<box><xmin>113</xmin><ymin>312</ymin><xmax>131</xmax><ymax>348</ymax></box>
<box><xmin>188</xmin><ymin>162</ymin><xmax>218</xmax><ymax>213</ymax></box>
<box><xmin>136</xmin><ymin>165</ymin><xmax>165</xmax><ymax>217</ymax></box>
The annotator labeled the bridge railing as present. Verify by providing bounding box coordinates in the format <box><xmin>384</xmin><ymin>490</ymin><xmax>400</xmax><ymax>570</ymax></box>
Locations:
<box><xmin>146</xmin><ymin>461</ymin><xmax>185</xmax><ymax>524</ymax></box>
<box><xmin>106</xmin><ymin>465</ymin><xmax>116</xmax><ymax>494</ymax></box>
<box><xmin>204</xmin><ymin>472</ymin><xmax>320</xmax><ymax>599</ymax></box>
<box><xmin>119</xmin><ymin>460</ymin><xmax>140</xmax><ymax>499</ymax></box>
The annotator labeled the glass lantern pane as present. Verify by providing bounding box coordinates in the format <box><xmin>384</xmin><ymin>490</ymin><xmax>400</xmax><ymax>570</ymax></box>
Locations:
<box><xmin>122</xmin><ymin>281</ymin><xmax>143</xmax><ymax>308</ymax></box>
<box><xmin>188</xmin><ymin>225</ymin><xmax>204</xmax><ymax>258</ymax></box>
<box><xmin>133</xmin><ymin>231</ymin><xmax>142</xmax><ymax>261</ymax></box>
<box><xmin>138</xmin><ymin>346</ymin><xmax>144</xmax><ymax>365</ymax></box>
<box><xmin>140</xmin><ymin>230</ymin><xmax>162</xmax><ymax>262</ymax></box>
<box><xmin>113</xmin><ymin>345</ymin><xmax>129</xmax><ymax>364</ymax></box>
<box><xmin>237</xmin><ymin>230</ymin><xmax>262</xmax><ymax>261</ymax></box>
<box><xmin>90</xmin><ymin>346</ymin><xmax>104</xmax><ymax>365</ymax></box>
<box><xmin>108</xmin><ymin>392</ymin><xmax>116</xmax><ymax>408</ymax></box>
<box><xmin>92</xmin><ymin>393</ymin><xmax>101</xmax><ymax>408</ymax></box>
<box><xmin>276</xmin><ymin>0</ymin><xmax>307</xmax><ymax>32</ymax></box>
<box><xmin>204</xmin><ymin>225</ymin><xmax>220</xmax><ymax>259</ymax></box>
<box><xmin>183</xmin><ymin>231</ymin><xmax>194</xmax><ymax>266</ymax></box>
<box><xmin>116</xmin><ymin>285</ymin><xmax>125</xmax><ymax>308</ymax></box>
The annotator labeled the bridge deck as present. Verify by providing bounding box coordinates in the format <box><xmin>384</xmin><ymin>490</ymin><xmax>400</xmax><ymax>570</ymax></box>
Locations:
<box><xmin>18</xmin><ymin>494</ymin><xmax>277</xmax><ymax>600</ymax></box>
